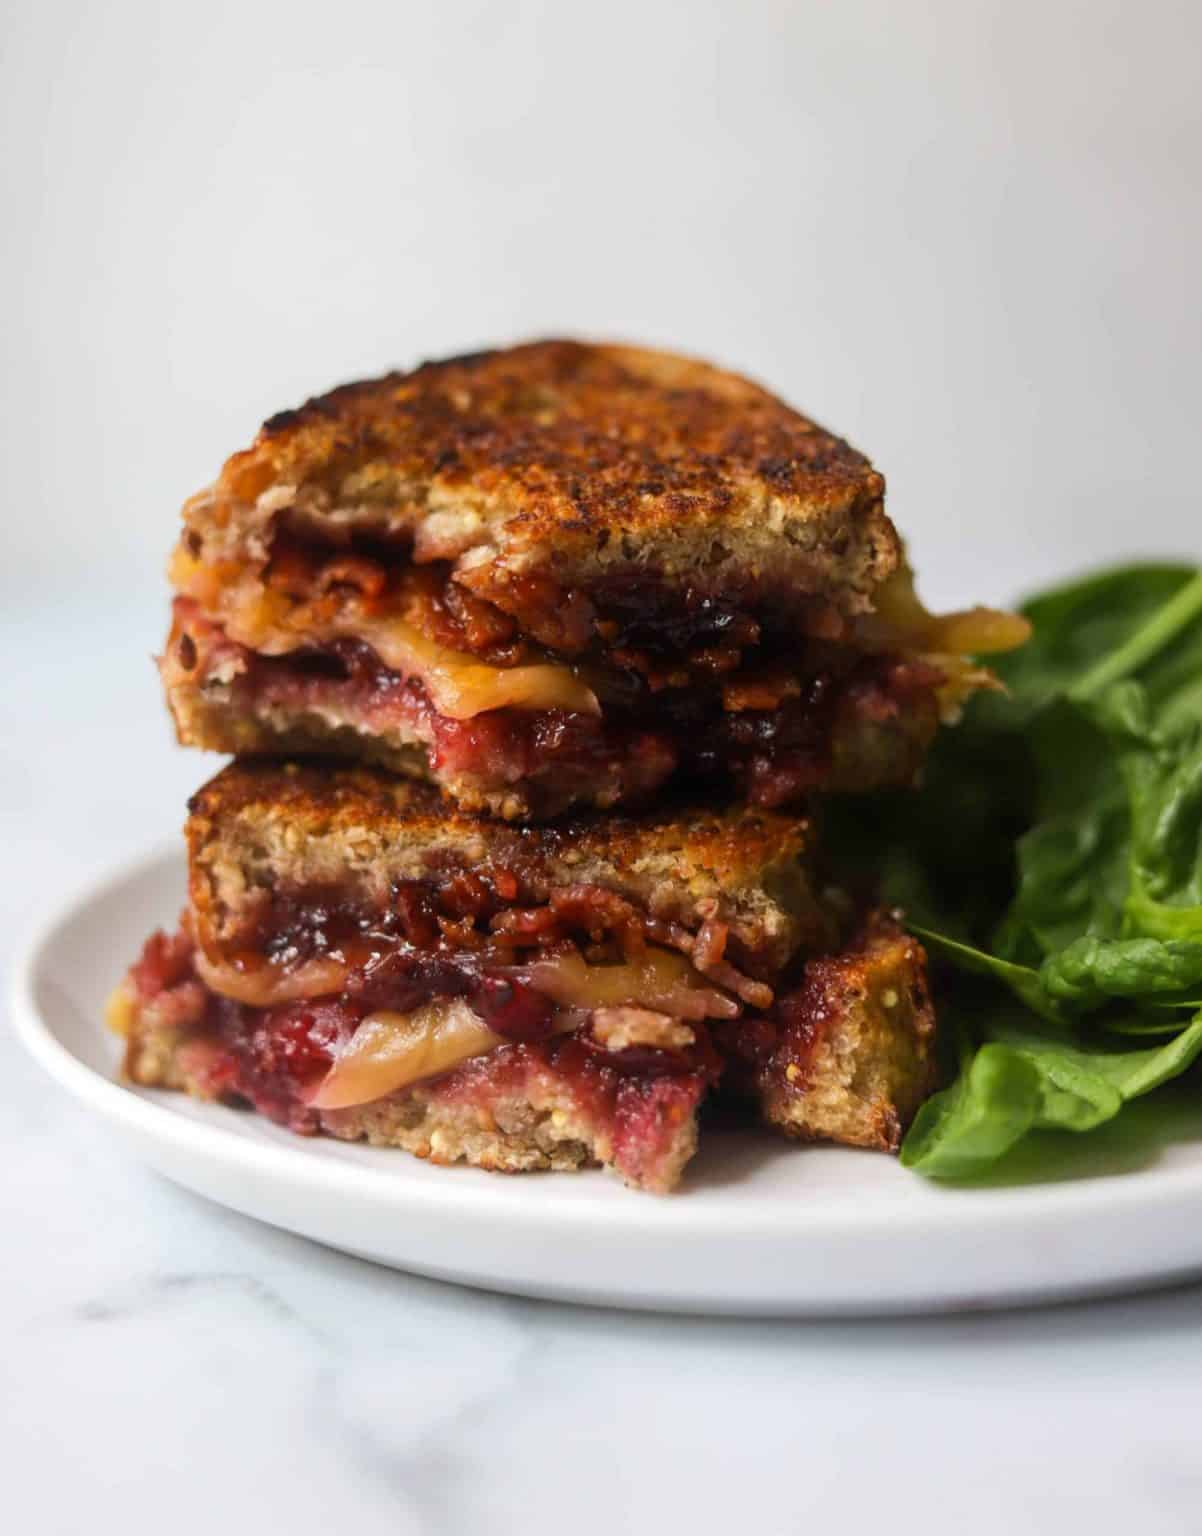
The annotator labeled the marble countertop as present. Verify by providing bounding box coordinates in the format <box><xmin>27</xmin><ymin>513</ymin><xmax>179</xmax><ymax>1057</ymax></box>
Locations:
<box><xmin>6</xmin><ymin>588</ymin><xmax>1202</xmax><ymax>1536</ymax></box>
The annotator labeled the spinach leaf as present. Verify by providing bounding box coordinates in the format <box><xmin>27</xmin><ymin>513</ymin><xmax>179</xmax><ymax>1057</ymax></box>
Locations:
<box><xmin>1041</xmin><ymin>937</ymin><xmax>1202</xmax><ymax>1009</ymax></box>
<box><xmin>995</xmin><ymin>564</ymin><xmax>1202</xmax><ymax>712</ymax></box>
<box><xmin>1103</xmin><ymin>1015</ymin><xmax>1194</xmax><ymax>1036</ymax></box>
<box><xmin>887</xmin><ymin>561</ymin><xmax>1202</xmax><ymax>1179</ymax></box>
<box><xmin>909</xmin><ymin>926</ymin><xmax>1064</xmax><ymax>1023</ymax></box>
<box><xmin>987</xmin><ymin>1015</ymin><xmax>1202</xmax><ymax>1099</ymax></box>
<box><xmin>1077</xmin><ymin>1016</ymin><xmax>1202</xmax><ymax>1096</ymax></box>
<box><xmin>996</xmin><ymin>765</ymin><xmax>1129</xmax><ymax>962</ymax></box>
<box><xmin>1120</xmin><ymin>726</ymin><xmax>1202</xmax><ymax>940</ymax></box>
<box><xmin>900</xmin><ymin>1041</ymin><xmax>1045</xmax><ymax>1178</ymax></box>
<box><xmin>902</xmin><ymin>1011</ymin><xmax>1202</xmax><ymax>1178</ymax></box>
<box><xmin>1068</xmin><ymin>570</ymin><xmax>1202</xmax><ymax>707</ymax></box>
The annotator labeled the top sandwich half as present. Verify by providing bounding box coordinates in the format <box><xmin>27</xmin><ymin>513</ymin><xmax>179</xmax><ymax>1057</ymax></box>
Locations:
<box><xmin>163</xmin><ymin>339</ymin><xmax>1028</xmax><ymax>819</ymax></box>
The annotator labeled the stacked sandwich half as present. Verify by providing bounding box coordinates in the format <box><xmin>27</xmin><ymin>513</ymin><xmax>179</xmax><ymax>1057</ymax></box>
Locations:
<box><xmin>110</xmin><ymin>340</ymin><xmax>1027</xmax><ymax>1191</ymax></box>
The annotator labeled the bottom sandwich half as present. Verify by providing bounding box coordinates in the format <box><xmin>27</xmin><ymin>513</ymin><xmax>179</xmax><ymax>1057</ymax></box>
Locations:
<box><xmin>109</xmin><ymin>761</ymin><xmax>937</xmax><ymax>1193</ymax></box>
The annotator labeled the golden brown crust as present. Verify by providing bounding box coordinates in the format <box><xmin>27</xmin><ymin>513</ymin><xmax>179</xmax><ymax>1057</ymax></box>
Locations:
<box><xmin>255</xmin><ymin>340</ymin><xmax>877</xmax><ymax>538</ymax></box>
<box><xmin>320</xmin><ymin>1071</ymin><xmax>699</xmax><ymax>1195</ymax></box>
<box><xmin>179</xmin><ymin>339</ymin><xmax>898</xmax><ymax>610</ymax></box>
<box><xmin>162</xmin><ymin>665</ymin><xmax>659</xmax><ymax>822</ymax></box>
<box><xmin>122</xmin><ymin>1014</ymin><xmax>699</xmax><ymax>1194</ymax></box>
<box><xmin>184</xmin><ymin>759</ymin><xmax>826</xmax><ymax>972</ymax></box>
<box><xmin>114</xmin><ymin>916</ymin><xmax>936</xmax><ymax>1188</ymax></box>
<box><xmin>187</xmin><ymin>757</ymin><xmax>812</xmax><ymax>892</ymax></box>
<box><xmin>756</xmin><ymin>916</ymin><xmax>937</xmax><ymax>1152</ymax></box>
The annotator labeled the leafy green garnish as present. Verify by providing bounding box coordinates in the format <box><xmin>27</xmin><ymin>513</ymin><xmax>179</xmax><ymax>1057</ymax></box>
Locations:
<box><xmin>908</xmin><ymin>927</ymin><xmax>1063</xmax><ymax>1023</ymax></box>
<box><xmin>832</xmin><ymin>561</ymin><xmax>1202</xmax><ymax>1180</ymax></box>
<box><xmin>1042</xmin><ymin>937</ymin><xmax>1202</xmax><ymax>1009</ymax></box>
<box><xmin>1068</xmin><ymin>570</ymin><xmax>1202</xmax><ymax>706</ymax></box>
<box><xmin>901</xmin><ymin>1013</ymin><xmax>1202</xmax><ymax>1177</ymax></box>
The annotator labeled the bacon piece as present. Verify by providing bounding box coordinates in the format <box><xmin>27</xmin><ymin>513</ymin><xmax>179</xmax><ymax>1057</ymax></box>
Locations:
<box><xmin>691</xmin><ymin>915</ymin><xmax>729</xmax><ymax>974</ymax></box>
<box><xmin>592</xmin><ymin>1008</ymin><xmax>696</xmax><ymax>1053</ymax></box>
<box><xmin>454</xmin><ymin>561</ymin><xmax>597</xmax><ymax>655</ymax></box>
<box><xmin>317</xmin><ymin>555</ymin><xmax>389</xmax><ymax>600</ymax></box>
<box><xmin>722</xmin><ymin>672</ymin><xmax>803</xmax><ymax>713</ymax></box>
<box><xmin>644</xmin><ymin>913</ymin><xmax>774</xmax><ymax>1010</ymax></box>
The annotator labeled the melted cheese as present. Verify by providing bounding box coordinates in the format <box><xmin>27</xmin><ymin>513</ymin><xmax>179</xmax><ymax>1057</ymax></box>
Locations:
<box><xmin>307</xmin><ymin>1000</ymin><xmax>509</xmax><ymax>1110</ymax></box>
<box><xmin>194</xmin><ymin>951</ymin><xmax>349</xmax><ymax>1006</ymax></box>
<box><xmin>171</xmin><ymin>545</ymin><xmax>599</xmax><ymax>720</ymax></box>
<box><xmin>196</xmin><ymin>942</ymin><xmax>736</xmax><ymax>1022</ymax></box>
<box><xmin>927</xmin><ymin>652</ymin><xmax>1001</xmax><ymax>722</ymax></box>
<box><xmin>196</xmin><ymin>937</ymin><xmax>736</xmax><ymax>1114</ymax></box>
<box><xmin>510</xmin><ymin>946</ymin><xmax>740</xmax><ymax>1021</ymax></box>
<box><xmin>105</xmin><ymin>983</ymin><xmax>137</xmax><ymax>1039</ymax></box>
<box><xmin>305</xmin><ymin>952</ymin><xmax>726</xmax><ymax>1111</ymax></box>
<box><xmin>351</xmin><ymin>615</ymin><xmax>599</xmax><ymax>719</ymax></box>
<box><xmin>871</xmin><ymin>567</ymin><xmax>1031</xmax><ymax>655</ymax></box>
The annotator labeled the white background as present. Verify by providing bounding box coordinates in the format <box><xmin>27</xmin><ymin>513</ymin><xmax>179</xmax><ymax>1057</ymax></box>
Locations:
<box><xmin>4</xmin><ymin>0</ymin><xmax>1199</xmax><ymax>605</ymax></box>
<box><xmin>2</xmin><ymin>3</ymin><xmax>1201</xmax><ymax>1532</ymax></box>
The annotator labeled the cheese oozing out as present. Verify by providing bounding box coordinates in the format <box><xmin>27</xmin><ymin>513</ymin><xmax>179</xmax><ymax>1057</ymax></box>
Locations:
<box><xmin>197</xmin><ymin>941</ymin><xmax>743</xmax><ymax>1024</ymax></box>
<box><xmin>308</xmin><ymin>1000</ymin><xmax>513</xmax><ymax>1110</ymax></box>
<box><xmin>190</xmin><ymin>942</ymin><xmax>742</xmax><ymax>1111</ymax></box>
<box><xmin>172</xmin><ymin>540</ymin><xmax>1029</xmax><ymax>730</ymax></box>
<box><xmin>868</xmin><ymin>567</ymin><xmax>1031</xmax><ymax>655</ymax></box>
<box><xmin>169</xmin><ymin>545</ymin><xmax>599</xmax><ymax>720</ymax></box>
<box><xmin>504</xmin><ymin>947</ymin><xmax>741</xmax><ymax>1022</ymax></box>
<box><xmin>193</xmin><ymin>950</ymin><xmax>350</xmax><ymax>1007</ymax></box>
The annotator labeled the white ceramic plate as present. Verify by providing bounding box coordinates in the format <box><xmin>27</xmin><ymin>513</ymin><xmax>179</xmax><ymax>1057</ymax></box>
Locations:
<box><xmin>14</xmin><ymin>847</ymin><xmax>1202</xmax><ymax>1315</ymax></box>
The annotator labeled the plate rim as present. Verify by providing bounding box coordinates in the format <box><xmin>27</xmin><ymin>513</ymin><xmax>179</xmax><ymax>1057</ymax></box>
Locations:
<box><xmin>14</xmin><ymin>841</ymin><xmax>1202</xmax><ymax>1251</ymax></box>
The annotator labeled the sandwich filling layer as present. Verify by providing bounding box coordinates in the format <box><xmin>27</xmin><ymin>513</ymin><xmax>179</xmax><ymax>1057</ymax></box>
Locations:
<box><xmin>110</xmin><ymin>876</ymin><xmax>753</xmax><ymax>1193</ymax></box>
<box><xmin>175</xmin><ymin>866</ymin><xmax>780</xmax><ymax>1118</ymax></box>
<box><xmin>115</xmin><ymin>927</ymin><xmax>716</xmax><ymax>1193</ymax></box>
<box><xmin>112</xmin><ymin>908</ymin><xmax>934</xmax><ymax>1192</ymax></box>
<box><xmin>165</xmin><ymin>540</ymin><xmax>1014</xmax><ymax>815</ymax></box>
<box><xmin>111</xmin><ymin>759</ymin><xmax>938</xmax><ymax>1189</ymax></box>
<box><xmin>163</xmin><ymin>339</ymin><xmax>1029</xmax><ymax>815</ymax></box>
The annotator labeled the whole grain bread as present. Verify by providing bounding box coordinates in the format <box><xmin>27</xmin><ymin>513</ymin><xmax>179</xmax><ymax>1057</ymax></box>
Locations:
<box><xmin>121</xmin><ymin>1006</ymin><xmax>701</xmax><ymax>1194</ymax></box>
<box><xmin>177</xmin><ymin>339</ymin><xmax>898</xmax><ymax>614</ymax></box>
<box><xmin>753</xmin><ymin>916</ymin><xmax>937</xmax><ymax>1151</ymax></box>
<box><xmin>185</xmin><ymin>759</ymin><xmax>829</xmax><ymax>973</ymax></box>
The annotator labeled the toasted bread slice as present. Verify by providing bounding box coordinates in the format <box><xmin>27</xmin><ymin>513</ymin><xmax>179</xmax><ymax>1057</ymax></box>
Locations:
<box><xmin>160</xmin><ymin>340</ymin><xmax>1016</xmax><ymax>817</ymax></box>
<box><xmin>185</xmin><ymin>758</ymin><xmax>830</xmax><ymax>976</ymax></box>
<box><xmin>112</xmin><ymin>915</ymin><xmax>936</xmax><ymax>1193</ymax></box>
<box><xmin>176</xmin><ymin>339</ymin><xmax>896</xmax><ymax>613</ymax></box>
<box><xmin>747</xmin><ymin>917</ymin><xmax>937</xmax><ymax>1151</ymax></box>
<box><xmin>109</xmin><ymin>760</ymin><xmax>936</xmax><ymax>1192</ymax></box>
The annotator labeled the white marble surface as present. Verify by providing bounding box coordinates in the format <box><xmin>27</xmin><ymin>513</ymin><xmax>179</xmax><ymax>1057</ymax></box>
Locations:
<box><xmin>5</xmin><ymin>3</ymin><xmax>1201</xmax><ymax>1522</ymax></box>
<box><xmin>4</xmin><ymin>587</ymin><xmax>1202</xmax><ymax>1536</ymax></box>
